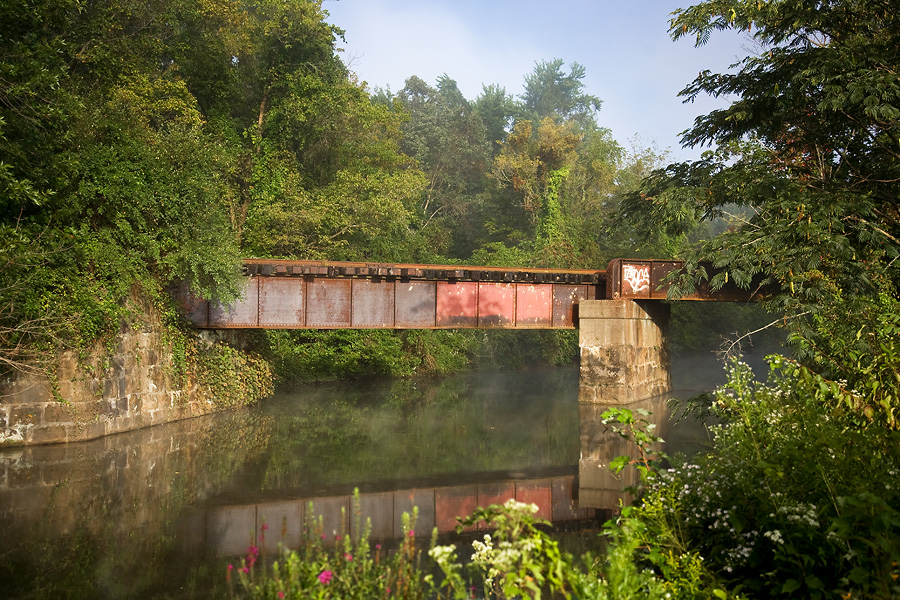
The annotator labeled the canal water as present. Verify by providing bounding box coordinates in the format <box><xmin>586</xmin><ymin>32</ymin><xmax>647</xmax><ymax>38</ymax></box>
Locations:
<box><xmin>0</xmin><ymin>354</ymin><xmax>731</xmax><ymax>599</ymax></box>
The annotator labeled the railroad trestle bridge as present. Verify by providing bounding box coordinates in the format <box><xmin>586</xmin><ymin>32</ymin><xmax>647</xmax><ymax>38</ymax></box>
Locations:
<box><xmin>176</xmin><ymin>258</ymin><xmax>750</xmax><ymax>330</ymax></box>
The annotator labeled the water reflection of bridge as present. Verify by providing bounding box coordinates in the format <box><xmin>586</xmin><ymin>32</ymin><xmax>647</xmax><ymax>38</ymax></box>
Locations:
<box><xmin>203</xmin><ymin>472</ymin><xmax>594</xmax><ymax>556</ymax></box>
<box><xmin>198</xmin><ymin>393</ymin><xmax>672</xmax><ymax>556</ymax></box>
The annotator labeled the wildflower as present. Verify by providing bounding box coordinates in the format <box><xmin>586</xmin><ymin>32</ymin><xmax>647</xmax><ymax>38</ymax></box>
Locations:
<box><xmin>277</xmin><ymin>593</ymin><xmax>284</xmax><ymax>599</ymax></box>
<box><xmin>763</xmin><ymin>529</ymin><xmax>785</xmax><ymax>545</ymax></box>
<box><xmin>344</xmin><ymin>553</ymin><xmax>353</xmax><ymax>562</ymax></box>
<box><xmin>408</xmin><ymin>530</ymin><xmax>415</xmax><ymax>537</ymax></box>
<box><xmin>318</xmin><ymin>570</ymin><xmax>333</xmax><ymax>585</ymax></box>
<box><xmin>241</xmin><ymin>567</ymin><xmax>250</xmax><ymax>574</ymax></box>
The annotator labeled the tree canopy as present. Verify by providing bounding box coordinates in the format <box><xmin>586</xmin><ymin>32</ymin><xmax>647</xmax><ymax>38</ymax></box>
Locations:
<box><xmin>623</xmin><ymin>0</ymin><xmax>900</xmax><ymax>424</ymax></box>
<box><xmin>0</xmin><ymin>0</ymin><xmax>730</xmax><ymax>377</ymax></box>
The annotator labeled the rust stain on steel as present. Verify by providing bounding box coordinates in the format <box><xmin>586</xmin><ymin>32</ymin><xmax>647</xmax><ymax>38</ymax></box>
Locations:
<box><xmin>515</xmin><ymin>284</ymin><xmax>553</xmax><ymax>327</ymax></box>
<box><xmin>242</xmin><ymin>258</ymin><xmax>605</xmax><ymax>287</ymax></box>
<box><xmin>395</xmin><ymin>281</ymin><xmax>437</xmax><ymax>328</ymax></box>
<box><xmin>477</xmin><ymin>283</ymin><xmax>515</xmax><ymax>327</ymax></box>
<box><xmin>351</xmin><ymin>279</ymin><xmax>394</xmax><ymax>328</ymax></box>
<box><xmin>436</xmin><ymin>281</ymin><xmax>478</xmax><ymax>327</ymax></box>
<box><xmin>259</xmin><ymin>277</ymin><xmax>305</xmax><ymax>328</ymax></box>
<box><xmin>306</xmin><ymin>279</ymin><xmax>351</xmax><ymax>327</ymax></box>
<box><xmin>209</xmin><ymin>277</ymin><xmax>259</xmax><ymax>327</ymax></box>
<box><xmin>552</xmin><ymin>285</ymin><xmax>589</xmax><ymax>327</ymax></box>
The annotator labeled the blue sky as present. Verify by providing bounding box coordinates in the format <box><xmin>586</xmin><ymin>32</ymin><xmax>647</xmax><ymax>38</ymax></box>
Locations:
<box><xmin>323</xmin><ymin>0</ymin><xmax>752</xmax><ymax>162</ymax></box>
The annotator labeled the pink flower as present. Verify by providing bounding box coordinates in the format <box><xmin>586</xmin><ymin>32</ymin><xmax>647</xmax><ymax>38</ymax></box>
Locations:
<box><xmin>344</xmin><ymin>553</ymin><xmax>353</xmax><ymax>562</ymax></box>
<box><xmin>375</xmin><ymin>544</ymin><xmax>381</xmax><ymax>550</ymax></box>
<box><xmin>241</xmin><ymin>567</ymin><xmax>250</xmax><ymax>574</ymax></box>
<box><xmin>408</xmin><ymin>530</ymin><xmax>415</xmax><ymax>537</ymax></box>
<box><xmin>262</xmin><ymin>523</ymin><xmax>269</xmax><ymax>531</ymax></box>
<box><xmin>318</xmin><ymin>570</ymin><xmax>333</xmax><ymax>585</ymax></box>
<box><xmin>277</xmin><ymin>592</ymin><xmax>284</xmax><ymax>599</ymax></box>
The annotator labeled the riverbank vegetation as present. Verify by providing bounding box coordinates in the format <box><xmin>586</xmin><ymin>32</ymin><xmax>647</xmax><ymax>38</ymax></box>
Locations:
<box><xmin>231</xmin><ymin>0</ymin><xmax>898</xmax><ymax>597</ymax></box>
<box><xmin>0</xmin><ymin>0</ymin><xmax>766</xmax><ymax>387</ymax></box>
<box><xmin>3</xmin><ymin>0</ymin><xmax>900</xmax><ymax>596</ymax></box>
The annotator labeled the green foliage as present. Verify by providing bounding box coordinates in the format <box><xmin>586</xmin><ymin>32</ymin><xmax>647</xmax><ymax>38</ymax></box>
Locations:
<box><xmin>191</xmin><ymin>340</ymin><xmax>275</xmax><ymax>408</ymax></box>
<box><xmin>431</xmin><ymin>499</ymin><xmax>577</xmax><ymax>600</ymax></box>
<box><xmin>521</xmin><ymin>59</ymin><xmax>602</xmax><ymax>129</ymax></box>
<box><xmin>600</xmin><ymin>407</ymin><xmax>667</xmax><ymax>482</ymax></box>
<box><xmin>628</xmin><ymin>357</ymin><xmax>900</xmax><ymax>599</ymax></box>
<box><xmin>264</xmin><ymin>330</ymin><xmax>420</xmax><ymax>382</ymax></box>
<box><xmin>624</xmin><ymin>0</ymin><xmax>900</xmax><ymax>415</ymax></box>
<box><xmin>231</xmin><ymin>492</ymin><xmax>428</xmax><ymax>599</ymax></box>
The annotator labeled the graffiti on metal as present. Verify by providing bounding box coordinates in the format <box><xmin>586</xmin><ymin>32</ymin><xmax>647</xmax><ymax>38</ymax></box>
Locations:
<box><xmin>621</xmin><ymin>264</ymin><xmax>650</xmax><ymax>295</ymax></box>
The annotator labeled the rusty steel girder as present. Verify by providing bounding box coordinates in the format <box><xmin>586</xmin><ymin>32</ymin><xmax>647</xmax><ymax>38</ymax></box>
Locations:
<box><xmin>174</xmin><ymin>259</ymin><xmax>767</xmax><ymax>329</ymax></box>
<box><xmin>176</xmin><ymin>260</ymin><xmax>604</xmax><ymax>329</ymax></box>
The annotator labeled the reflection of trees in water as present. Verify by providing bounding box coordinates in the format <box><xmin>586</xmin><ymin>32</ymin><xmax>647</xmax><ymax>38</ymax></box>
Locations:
<box><xmin>578</xmin><ymin>395</ymin><xmax>671</xmax><ymax>511</ymax></box>
<box><xmin>251</xmin><ymin>370</ymin><xmax>581</xmax><ymax>492</ymax></box>
<box><xmin>0</xmin><ymin>410</ymin><xmax>275</xmax><ymax>599</ymax></box>
<box><xmin>0</xmin><ymin>368</ymin><xmax>587</xmax><ymax>598</ymax></box>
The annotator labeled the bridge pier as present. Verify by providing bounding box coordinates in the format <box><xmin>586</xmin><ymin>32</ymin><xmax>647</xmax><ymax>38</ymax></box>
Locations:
<box><xmin>577</xmin><ymin>299</ymin><xmax>671</xmax><ymax>405</ymax></box>
<box><xmin>577</xmin><ymin>299</ymin><xmax>671</xmax><ymax>510</ymax></box>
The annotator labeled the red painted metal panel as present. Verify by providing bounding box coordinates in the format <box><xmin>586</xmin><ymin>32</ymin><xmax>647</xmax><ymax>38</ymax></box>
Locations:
<box><xmin>515</xmin><ymin>284</ymin><xmax>553</xmax><ymax>327</ymax></box>
<box><xmin>259</xmin><ymin>278</ymin><xmax>305</xmax><ymax>327</ymax></box>
<box><xmin>477</xmin><ymin>282</ymin><xmax>515</xmax><ymax>327</ymax></box>
<box><xmin>351</xmin><ymin>279</ymin><xmax>395</xmax><ymax>328</ymax></box>
<box><xmin>436</xmin><ymin>281</ymin><xmax>478</xmax><ymax>327</ymax></box>
<box><xmin>551</xmin><ymin>476</ymin><xmax>582</xmax><ymax>521</ymax></box>
<box><xmin>393</xmin><ymin>489</ymin><xmax>436</xmax><ymax>537</ymax></box>
<box><xmin>306</xmin><ymin>279</ymin><xmax>351</xmax><ymax>327</ymax></box>
<box><xmin>516</xmin><ymin>480</ymin><xmax>552</xmax><ymax>521</ymax></box>
<box><xmin>395</xmin><ymin>281</ymin><xmax>436</xmax><ymax>328</ymax></box>
<box><xmin>209</xmin><ymin>278</ymin><xmax>258</xmax><ymax>327</ymax></box>
<box><xmin>435</xmin><ymin>485</ymin><xmax>478</xmax><ymax>533</ymax></box>
<box><xmin>552</xmin><ymin>285</ymin><xmax>586</xmax><ymax>328</ymax></box>
<box><xmin>476</xmin><ymin>482</ymin><xmax>516</xmax><ymax>530</ymax></box>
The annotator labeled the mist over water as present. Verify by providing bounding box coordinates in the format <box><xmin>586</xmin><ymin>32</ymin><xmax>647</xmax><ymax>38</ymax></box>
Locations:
<box><xmin>0</xmin><ymin>351</ymin><xmax>742</xmax><ymax>598</ymax></box>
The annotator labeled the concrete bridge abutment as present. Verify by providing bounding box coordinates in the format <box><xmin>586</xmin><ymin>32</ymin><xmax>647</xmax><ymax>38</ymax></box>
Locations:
<box><xmin>577</xmin><ymin>299</ymin><xmax>671</xmax><ymax>405</ymax></box>
<box><xmin>577</xmin><ymin>299</ymin><xmax>671</xmax><ymax>510</ymax></box>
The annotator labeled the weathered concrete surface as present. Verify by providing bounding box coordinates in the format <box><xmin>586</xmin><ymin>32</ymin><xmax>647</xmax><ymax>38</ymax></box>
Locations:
<box><xmin>576</xmin><ymin>299</ymin><xmax>671</xmax><ymax>511</ymax></box>
<box><xmin>577</xmin><ymin>299</ymin><xmax>671</xmax><ymax>405</ymax></box>
<box><xmin>0</xmin><ymin>325</ymin><xmax>215</xmax><ymax>447</ymax></box>
<box><xmin>577</xmin><ymin>395</ymin><xmax>669</xmax><ymax>510</ymax></box>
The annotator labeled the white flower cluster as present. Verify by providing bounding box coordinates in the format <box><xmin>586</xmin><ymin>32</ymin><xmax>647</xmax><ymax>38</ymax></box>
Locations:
<box><xmin>502</xmin><ymin>498</ymin><xmax>539</xmax><ymax>514</ymax></box>
<box><xmin>778</xmin><ymin>502</ymin><xmax>820</xmax><ymax>529</ymax></box>
<box><xmin>763</xmin><ymin>529</ymin><xmax>785</xmax><ymax>545</ymax></box>
<box><xmin>428</xmin><ymin>543</ymin><xmax>457</xmax><ymax>566</ymax></box>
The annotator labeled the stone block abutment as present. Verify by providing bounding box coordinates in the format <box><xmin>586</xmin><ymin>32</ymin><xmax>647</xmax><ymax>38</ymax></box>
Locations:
<box><xmin>577</xmin><ymin>299</ymin><xmax>671</xmax><ymax>406</ymax></box>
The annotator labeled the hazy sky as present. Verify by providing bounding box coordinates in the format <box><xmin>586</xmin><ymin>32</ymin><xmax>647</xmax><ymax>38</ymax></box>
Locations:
<box><xmin>323</xmin><ymin>0</ymin><xmax>752</xmax><ymax>162</ymax></box>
